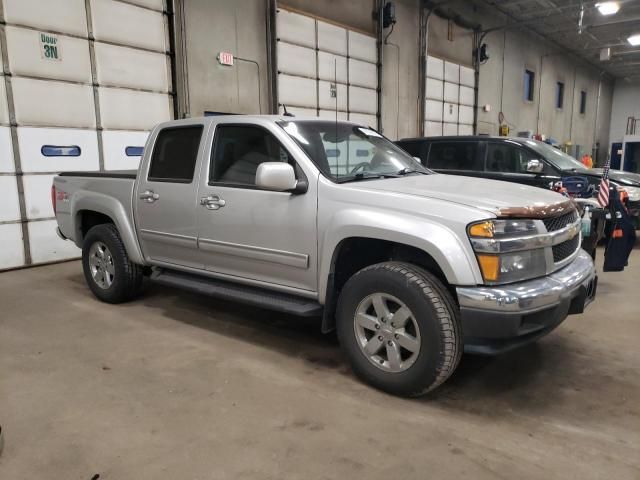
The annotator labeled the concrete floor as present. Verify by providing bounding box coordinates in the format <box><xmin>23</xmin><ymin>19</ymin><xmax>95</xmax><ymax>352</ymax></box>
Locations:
<box><xmin>1</xmin><ymin>248</ymin><xmax>639</xmax><ymax>479</ymax></box>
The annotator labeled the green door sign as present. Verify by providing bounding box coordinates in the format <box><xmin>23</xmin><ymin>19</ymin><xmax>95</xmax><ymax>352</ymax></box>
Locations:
<box><xmin>39</xmin><ymin>32</ymin><xmax>61</xmax><ymax>61</ymax></box>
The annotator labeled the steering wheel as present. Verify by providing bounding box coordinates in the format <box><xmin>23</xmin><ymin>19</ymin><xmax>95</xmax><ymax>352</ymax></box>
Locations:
<box><xmin>350</xmin><ymin>162</ymin><xmax>372</xmax><ymax>174</ymax></box>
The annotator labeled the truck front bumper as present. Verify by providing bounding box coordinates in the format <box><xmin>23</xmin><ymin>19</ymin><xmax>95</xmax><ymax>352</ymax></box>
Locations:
<box><xmin>456</xmin><ymin>250</ymin><xmax>597</xmax><ymax>355</ymax></box>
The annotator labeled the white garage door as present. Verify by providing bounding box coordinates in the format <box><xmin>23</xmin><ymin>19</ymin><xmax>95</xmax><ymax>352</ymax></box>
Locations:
<box><xmin>276</xmin><ymin>8</ymin><xmax>378</xmax><ymax>128</ymax></box>
<box><xmin>424</xmin><ymin>55</ymin><xmax>475</xmax><ymax>137</ymax></box>
<box><xmin>0</xmin><ymin>0</ymin><xmax>173</xmax><ymax>270</ymax></box>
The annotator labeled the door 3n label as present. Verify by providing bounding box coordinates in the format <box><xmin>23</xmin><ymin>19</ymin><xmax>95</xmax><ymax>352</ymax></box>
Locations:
<box><xmin>39</xmin><ymin>32</ymin><xmax>61</xmax><ymax>61</ymax></box>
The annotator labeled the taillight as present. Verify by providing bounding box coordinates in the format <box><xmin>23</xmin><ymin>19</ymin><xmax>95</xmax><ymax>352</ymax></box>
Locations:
<box><xmin>51</xmin><ymin>184</ymin><xmax>56</xmax><ymax>212</ymax></box>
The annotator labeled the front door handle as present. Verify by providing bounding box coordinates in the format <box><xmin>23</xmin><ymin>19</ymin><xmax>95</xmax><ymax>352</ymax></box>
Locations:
<box><xmin>139</xmin><ymin>190</ymin><xmax>159</xmax><ymax>203</ymax></box>
<box><xmin>200</xmin><ymin>195</ymin><xmax>226</xmax><ymax>210</ymax></box>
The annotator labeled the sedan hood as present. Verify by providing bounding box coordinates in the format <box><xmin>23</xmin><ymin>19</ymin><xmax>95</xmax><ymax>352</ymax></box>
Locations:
<box><xmin>348</xmin><ymin>173</ymin><xmax>568</xmax><ymax>216</ymax></box>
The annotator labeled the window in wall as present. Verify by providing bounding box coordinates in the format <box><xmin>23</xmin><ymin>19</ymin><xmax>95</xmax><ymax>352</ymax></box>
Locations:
<box><xmin>556</xmin><ymin>82</ymin><xmax>565</xmax><ymax>109</ymax></box>
<box><xmin>148</xmin><ymin>126</ymin><xmax>203</xmax><ymax>182</ymax></box>
<box><xmin>427</xmin><ymin>141</ymin><xmax>482</xmax><ymax>171</ymax></box>
<box><xmin>211</xmin><ymin>125</ymin><xmax>293</xmax><ymax>186</ymax></box>
<box><xmin>524</xmin><ymin>70</ymin><xmax>535</xmax><ymax>102</ymax></box>
<box><xmin>486</xmin><ymin>143</ymin><xmax>538</xmax><ymax>174</ymax></box>
<box><xmin>580</xmin><ymin>90</ymin><xmax>587</xmax><ymax>114</ymax></box>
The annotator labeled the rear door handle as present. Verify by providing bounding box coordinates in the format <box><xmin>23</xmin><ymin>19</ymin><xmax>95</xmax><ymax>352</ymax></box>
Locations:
<box><xmin>139</xmin><ymin>190</ymin><xmax>159</xmax><ymax>203</ymax></box>
<box><xmin>200</xmin><ymin>195</ymin><xmax>226</xmax><ymax>210</ymax></box>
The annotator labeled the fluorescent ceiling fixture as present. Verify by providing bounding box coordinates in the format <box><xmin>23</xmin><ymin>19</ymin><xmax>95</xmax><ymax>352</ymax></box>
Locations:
<box><xmin>596</xmin><ymin>2</ymin><xmax>620</xmax><ymax>15</ymax></box>
<box><xmin>629</xmin><ymin>34</ymin><xmax>640</xmax><ymax>46</ymax></box>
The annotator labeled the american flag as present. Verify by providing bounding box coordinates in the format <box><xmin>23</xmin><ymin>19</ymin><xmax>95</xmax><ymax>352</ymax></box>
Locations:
<box><xmin>597</xmin><ymin>156</ymin><xmax>611</xmax><ymax>208</ymax></box>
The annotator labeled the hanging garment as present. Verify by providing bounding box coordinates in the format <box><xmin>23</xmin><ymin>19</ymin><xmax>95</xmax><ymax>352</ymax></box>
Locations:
<box><xmin>603</xmin><ymin>190</ymin><xmax>636</xmax><ymax>272</ymax></box>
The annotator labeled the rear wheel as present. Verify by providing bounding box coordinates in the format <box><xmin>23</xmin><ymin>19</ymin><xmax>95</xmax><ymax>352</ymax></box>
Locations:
<box><xmin>336</xmin><ymin>262</ymin><xmax>462</xmax><ymax>397</ymax></box>
<box><xmin>82</xmin><ymin>224</ymin><xmax>144</xmax><ymax>303</ymax></box>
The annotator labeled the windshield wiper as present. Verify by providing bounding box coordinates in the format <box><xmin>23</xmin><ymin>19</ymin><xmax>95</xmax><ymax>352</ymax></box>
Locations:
<box><xmin>336</xmin><ymin>172</ymin><xmax>400</xmax><ymax>183</ymax></box>
<box><xmin>396</xmin><ymin>167</ymin><xmax>429</xmax><ymax>176</ymax></box>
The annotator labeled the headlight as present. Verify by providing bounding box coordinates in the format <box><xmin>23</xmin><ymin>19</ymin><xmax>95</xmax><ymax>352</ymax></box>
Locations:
<box><xmin>621</xmin><ymin>186</ymin><xmax>640</xmax><ymax>202</ymax></box>
<box><xmin>468</xmin><ymin>219</ymin><xmax>548</xmax><ymax>284</ymax></box>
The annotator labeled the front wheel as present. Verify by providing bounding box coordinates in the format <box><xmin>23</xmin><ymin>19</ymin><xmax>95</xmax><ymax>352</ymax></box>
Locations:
<box><xmin>82</xmin><ymin>224</ymin><xmax>144</xmax><ymax>303</ymax></box>
<box><xmin>336</xmin><ymin>262</ymin><xmax>462</xmax><ymax>397</ymax></box>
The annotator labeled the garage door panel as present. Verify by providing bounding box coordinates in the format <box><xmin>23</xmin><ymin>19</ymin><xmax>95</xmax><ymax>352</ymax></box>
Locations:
<box><xmin>17</xmin><ymin>127</ymin><xmax>99</xmax><ymax>173</ymax></box>
<box><xmin>443</xmin><ymin>122</ymin><xmax>458</xmax><ymax>135</ymax></box>
<box><xmin>28</xmin><ymin>219</ymin><xmax>80</xmax><ymax>263</ymax></box>
<box><xmin>460</xmin><ymin>86</ymin><xmax>474</xmax><ymax>106</ymax></box>
<box><xmin>91</xmin><ymin>0</ymin><xmax>166</xmax><ymax>52</ymax></box>
<box><xmin>278</xmin><ymin>74</ymin><xmax>316</xmax><ymax>109</ymax></box>
<box><xmin>277</xmin><ymin>42</ymin><xmax>316</xmax><ymax>78</ymax></box>
<box><xmin>426</xmin><ymin>78</ymin><xmax>443</xmax><ymax>100</ymax></box>
<box><xmin>348</xmin><ymin>58</ymin><xmax>376</xmax><ymax>89</ymax></box>
<box><xmin>319</xmin><ymin>81</ymin><xmax>347</xmax><ymax>111</ymax></box>
<box><xmin>443</xmin><ymin>103</ymin><xmax>458</xmax><ymax>123</ymax></box>
<box><xmin>317</xmin><ymin>21</ymin><xmax>347</xmax><ymax>55</ymax></box>
<box><xmin>319</xmin><ymin>109</ymin><xmax>348</xmax><ymax>120</ymax></box>
<box><xmin>425</xmin><ymin>100</ymin><xmax>443</xmax><ymax>122</ymax></box>
<box><xmin>459</xmin><ymin>105</ymin><xmax>474</xmax><ymax>125</ymax></box>
<box><xmin>424</xmin><ymin>121</ymin><xmax>442</xmax><ymax>137</ymax></box>
<box><xmin>12</xmin><ymin>77</ymin><xmax>95</xmax><ymax>128</ymax></box>
<box><xmin>278</xmin><ymin>105</ymin><xmax>316</xmax><ymax>117</ymax></box>
<box><xmin>348</xmin><ymin>112</ymin><xmax>376</xmax><ymax>127</ymax></box>
<box><xmin>102</xmin><ymin>130</ymin><xmax>149</xmax><ymax>170</ymax></box>
<box><xmin>126</xmin><ymin>0</ymin><xmax>164</xmax><ymax>11</ymax></box>
<box><xmin>444</xmin><ymin>61</ymin><xmax>459</xmax><ymax>82</ymax></box>
<box><xmin>94</xmin><ymin>42</ymin><xmax>169</xmax><ymax>92</ymax></box>
<box><xmin>426</xmin><ymin>56</ymin><xmax>443</xmax><ymax>80</ymax></box>
<box><xmin>99</xmin><ymin>88</ymin><xmax>171</xmax><ymax>130</ymax></box>
<box><xmin>23</xmin><ymin>174</ymin><xmax>55</xmax><ymax>219</ymax></box>
<box><xmin>0</xmin><ymin>223</ymin><xmax>25</xmax><ymax>270</ymax></box>
<box><xmin>5</xmin><ymin>26</ymin><xmax>92</xmax><ymax>83</ymax></box>
<box><xmin>460</xmin><ymin>66</ymin><xmax>475</xmax><ymax>87</ymax></box>
<box><xmin>443</xmin><ymin>82</ymin><xmax>459</xmax><ymax>103</ymax></box>
<box><xmin>0</xmin><ymin>78</ymin><xmax>9</xmax><ymax>126</ymax></box>
<box><xmin>348</xmin><ymin>86</ymin><xmax>376</xmax><ymax>114</ymax></box>
<box><xmin>2</xmin><ymin>0</ymin><xmax>88</xmax><ymax>37</ymax></box>
<box><xmin>348</xmin><ymin>31</ymin><xmax>376</xmax><ymax>63</ymax></box>
<box><xmin>318</xmin><ymin>52</ymin><xmax>347</xmax><ymax>83</ymax></box>
<box><xmin>458</xmin><ymin>124</ymin><xmax>474</xmax><ymax>136</ymax></box>
<box><xmin>277</xmin><ymin>9</ymin><xmax>315</xmax><ymax>48</ymax></box>
<box><xmin>0</xmin><ymin>126</ymin><xmax>15</xmax><ymax>172</ymax></box>
<box><xmin>0</xmin><ymin>176</ymin><xmax>21</xmax><ymax>222</ymax></box>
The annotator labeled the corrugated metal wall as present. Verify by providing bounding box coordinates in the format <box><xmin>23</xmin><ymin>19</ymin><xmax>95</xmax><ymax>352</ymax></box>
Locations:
<box><xmin>0</xmin><ymin>0</ymin><xmax>173</xmax><ymax>270</ymax></box>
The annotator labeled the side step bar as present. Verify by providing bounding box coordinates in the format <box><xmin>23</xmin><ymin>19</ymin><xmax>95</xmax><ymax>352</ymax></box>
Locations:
<box><xmin>150</xmin><ymin>269</ymin><xmax>323</xmax><ymax>317</ymax></box>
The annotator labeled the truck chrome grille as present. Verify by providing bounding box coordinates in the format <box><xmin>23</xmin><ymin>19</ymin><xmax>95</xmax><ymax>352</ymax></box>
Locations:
<box><xmin>543</xmin><ymin>210</ymin><xmax>578</xmax><ymax>232</ymax></box>
<box><xmin>553</xmin><ymin>234</ymin><xmax>580</xmax><ymax>263</ymax></box>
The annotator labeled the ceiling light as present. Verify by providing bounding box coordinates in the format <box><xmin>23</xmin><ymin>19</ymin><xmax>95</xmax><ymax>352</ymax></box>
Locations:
<box><xmin>629</xmin><ymin>34</ymin><xmax>640</xmax><ymax>46</ymax></box>
<box><xmin>596</xmin><ymin>2</ymin><xmax>620</xmax><ymax>15</ymax></box>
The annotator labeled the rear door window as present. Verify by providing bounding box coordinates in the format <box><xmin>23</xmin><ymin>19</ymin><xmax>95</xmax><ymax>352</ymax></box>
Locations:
<box><xmin>486</xmin><ymin>142</ymin><xmax>539</xmax><ymax>174</ymax></box>
<box><xmin>427</xmin><ymin>141</ymin><xmax>481</xmax><ymax>171</ymax></box>
<box><xmin>148</xmin><ymin>126</ymin><xmax>203</xmax><ymax>182</ymax></box>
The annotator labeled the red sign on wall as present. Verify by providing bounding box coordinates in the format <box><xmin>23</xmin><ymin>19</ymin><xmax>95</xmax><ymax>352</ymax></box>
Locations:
<box><xmin>217</xmin><ymin>51</ymin><xmax>234</xmax><ymax>66</ymax></box>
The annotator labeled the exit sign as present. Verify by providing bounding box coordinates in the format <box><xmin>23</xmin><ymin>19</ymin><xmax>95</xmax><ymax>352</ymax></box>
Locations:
<box><xmin>217</xmin><ymin>51</ymin><xmax>234</xmax><ymax>66</ymax></box>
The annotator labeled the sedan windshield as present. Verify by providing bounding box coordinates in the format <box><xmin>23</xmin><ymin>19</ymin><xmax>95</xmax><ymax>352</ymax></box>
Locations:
<box><xmin>522</xmin><ymin>139</ymin><xmax>588</xmax><ymax>172</ymax></box>
<box><xmin>278</xmin><ymin>120</ymin><xmax>430</xmax><ymax>182</ymax></box>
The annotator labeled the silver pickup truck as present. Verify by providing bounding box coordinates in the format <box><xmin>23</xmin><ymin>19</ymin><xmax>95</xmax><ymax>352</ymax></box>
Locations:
<box><xmin>53</xmin><ymin>115</ymin><xmax>597</xmax><ymax>396</ymax></box>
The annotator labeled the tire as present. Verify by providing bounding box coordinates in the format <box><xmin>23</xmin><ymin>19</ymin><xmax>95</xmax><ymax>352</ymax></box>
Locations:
<box><xmin>336</xmin><ymin>262</ymin><xmax>462</xmax><ymax>397</ymax></box>
<box><xmin>82</xmin><ymin>223</ymin><xmax>144</xmax><ymax>304</ymax></box>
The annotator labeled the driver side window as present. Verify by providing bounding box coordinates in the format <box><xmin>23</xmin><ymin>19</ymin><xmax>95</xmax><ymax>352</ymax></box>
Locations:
<box><xmin>210</xmin><ymin>125</ymin><xmax>294</xmax><ymax>186</ymax></box>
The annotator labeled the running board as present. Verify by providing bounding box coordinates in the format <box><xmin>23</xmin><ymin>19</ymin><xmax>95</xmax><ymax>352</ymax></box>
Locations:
<box><xmin>150</xmin><ymin>269</ymin><xmax>323</xmax><ymax>317</ymax></box>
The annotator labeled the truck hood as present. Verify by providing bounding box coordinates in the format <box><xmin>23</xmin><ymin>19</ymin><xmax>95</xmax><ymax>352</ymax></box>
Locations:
<box><xmin>588</xmin><ymin>168</ymin><xmax>640</xmax><ymax>187</ymax></box>
<box><xmin>347</xmin><ymin>173</ymin><xmax>568</xmax><ymax>216</ymax></box>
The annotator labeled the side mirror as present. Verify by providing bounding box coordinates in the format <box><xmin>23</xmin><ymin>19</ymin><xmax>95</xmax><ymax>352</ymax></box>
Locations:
<box><xmin>526</xmin><ymin>159</ymin><xmax>544</xmax><ymax>174</ymax></box>
<box><xmin>256</xmin><ymin>162</ymin><xmax>299</xmax><ymax>192</ymax></box>
<box><xmin>413</xmin><ymin>156</ymin><xmax>422</xmax><ymax>163</ymax></box>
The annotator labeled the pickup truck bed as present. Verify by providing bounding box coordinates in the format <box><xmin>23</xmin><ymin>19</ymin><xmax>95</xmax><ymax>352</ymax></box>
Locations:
<box><xmin>59</xmin><ymin>170</ymin><xmax>137</xmax><ymax>179</ymax></box>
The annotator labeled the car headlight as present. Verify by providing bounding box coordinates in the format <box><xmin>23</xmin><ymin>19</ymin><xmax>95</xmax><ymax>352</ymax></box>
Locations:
<box><xmin>621</xmin><ymin>186</ymin><xmax>640</xmax><ymax>202</ymax></box>
<box><xmin>468</xmin><ymin>219</ymin><xmax>548</xmax><ymax>284</ymax></box>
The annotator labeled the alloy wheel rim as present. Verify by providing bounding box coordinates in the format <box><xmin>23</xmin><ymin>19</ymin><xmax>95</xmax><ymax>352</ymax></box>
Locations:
<box><xmin>88</xmin><ymin>242</ymin><xmax>115</xmax><ymax>289</ymax></box>
<box><xmin>353</xmin><ymin>293</ymin><xmax>421</xmax><ymax>373</ymax></box>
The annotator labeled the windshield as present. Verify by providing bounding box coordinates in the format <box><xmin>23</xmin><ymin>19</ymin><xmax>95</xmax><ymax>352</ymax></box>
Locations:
<box><xmin>522</xmin><ymin>139</ymin><xmax>588</xmax><ymax>171</ymax></box>
<box><xmin>278</xmin><ymin>120</ymin><xmax>430</xmax><ymax>182</ymax></box>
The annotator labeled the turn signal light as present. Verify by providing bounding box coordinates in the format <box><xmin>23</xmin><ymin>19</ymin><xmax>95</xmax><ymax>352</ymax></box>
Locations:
<box><xmin>469</xmin><ymin>221</ymin><xmax>494</xmax><ymax>238</ymax></box>
<box><xmin>51</xmin><ymin>185</ymin><xmax>56</xmax><ymax>212</ymax></box>
<box><xmin>476</xmin><ymin>254</ymin><xmax>499</xmax><ymax>282</ymax></box>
